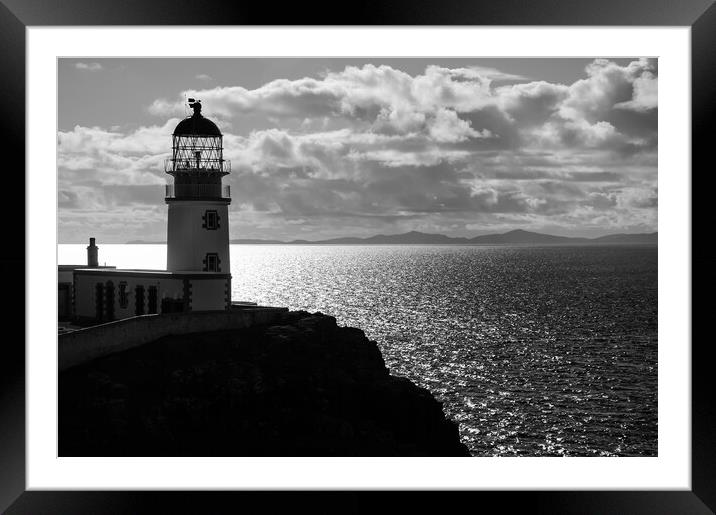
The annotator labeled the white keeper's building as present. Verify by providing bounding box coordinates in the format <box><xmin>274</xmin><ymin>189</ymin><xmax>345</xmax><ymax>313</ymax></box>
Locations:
<box><xmin>59</xmin><ymin>100</ymin><xmax>234</xmax><ymax>323</ymax></box>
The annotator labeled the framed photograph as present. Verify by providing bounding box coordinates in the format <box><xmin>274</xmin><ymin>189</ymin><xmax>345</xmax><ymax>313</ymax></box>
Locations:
<box><xmin>3</xmin><ymin>0</ymin><xmax>712</xmax><ymax>512</ymax></box>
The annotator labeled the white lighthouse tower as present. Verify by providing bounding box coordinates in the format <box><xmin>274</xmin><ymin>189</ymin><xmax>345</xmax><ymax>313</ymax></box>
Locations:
<box><xmin>165</xmin><ymin>99</ymin><xmax>231</xmax><ymax>275</ymax></box>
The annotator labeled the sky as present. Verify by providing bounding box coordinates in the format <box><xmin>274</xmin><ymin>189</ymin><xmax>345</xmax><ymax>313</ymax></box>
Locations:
<box><xmin>58</xmin><ymin>58</ymin><xmax>657</xmax><ymax>243</ymax></box>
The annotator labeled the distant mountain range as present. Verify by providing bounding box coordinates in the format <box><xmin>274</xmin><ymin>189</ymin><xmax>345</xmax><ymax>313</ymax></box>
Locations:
<box><xmin>126</xmin><ymin>229</ymin><xmax>657</xmax><ymax>245</ymax></box>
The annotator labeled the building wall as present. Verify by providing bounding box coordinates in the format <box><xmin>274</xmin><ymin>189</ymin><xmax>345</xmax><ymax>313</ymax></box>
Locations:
<box><xmin>189</xmin><ymin>277</ymin><xmax>230</xmax><ymax>311</ymax></box>
<box><xmin>167</xmin><ymin>200</ymin><xmax>230</xmax><ymax>272</ymax></box>
<box><xmin>59</xmin><ymin>265</ymin><xmax>116</xmax><ymax>321</ymax></box>
<box><xmin>58</xmin><ymin>283</ymin><xmax>72</xmax><ymax>320</ymax></box>
<box><xmin>73</xmin><ymin>271</ymin><xmax>230</xmax><ymax>321</ymax></box>
<box><xmin>74</xmin><ymin>273</ymin><xmax>185</xmax><ymax>321</ymax></box>
<box><xmin>59</xmin><ymin>307</ymin><xmax>289</xmax><ymax>371</ymax></box>
<box><xmin>58</xmin><ymin>269</ymin><xmax>75</xmax><ymax>283</ymax></box>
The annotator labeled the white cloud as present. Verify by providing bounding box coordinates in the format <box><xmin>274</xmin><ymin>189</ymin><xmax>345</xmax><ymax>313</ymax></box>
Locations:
<box><xmin>559</xmin><ymin>58</ymin><xmax>657</xmax><ymax>122</ymax></box>
<box><xmin>531</xmin><ymin>119</ymin><xmax>622</xmax><ymax>149</ymax></box>
<box><xmin>615</xmin><ymin>71</ymin><xmax>658</xmax><ymax>112</ymax></box>
<box><xmin>148</xmin><ymin>64</ymin><xmax>496</xmax><ymax>129</ymax></box>
<box><xmin>60</xmin><ymin>59</ymin><xmax>658</xmax><ymax>241</ymax></box>
<box><xmin>75</xmin><ymin>62</ymin><xmax>103</xmax><ymax>71</ymax></box>
<box><xmin>57</xmin><ymin>119</ymin><xmax>179</xmax><ymax>190</ymax></box>
<box><xmin>428</xmin><ymin>109</ymin><xmax>490</xmax><ymax>143</ymax></box>
<box><xmin>496</xmin><ymin>81</ymin><xmax>568</xmax><ymax>123</ymax></box>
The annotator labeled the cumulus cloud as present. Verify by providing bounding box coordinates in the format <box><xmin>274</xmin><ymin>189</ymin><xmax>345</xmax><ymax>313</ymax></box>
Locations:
<box><xmin>497</xmin><ymin>81</ymin><xmax>568</xmax><ymax>124</ymax></box>
<box><xmin>615</xmin><ymin>71</ymin><xmax>658</xmax><ymax>112</ymax></box>
<box><xmin>59</xmin><ymin>59</ymin><xmax>658</xmax><ymax>242</ymax></box>
<box><xmin>558</xmin><ymin>59</ymin><xmax>655</xmax><ymax>120</ymax></box>
<box><xmin>149</xmin><ymin>64</ymin><xmax>496</xmax><ymax>129</ymax></box>
<box><xmin>57</xmin><ymin>120</ymin><xmax>177</xmax><ymax>217</ymax></box>
<box><xmin>75</xmin><ymin>62</ymin><xmax>103</xmax><ymax>71</ymax></box>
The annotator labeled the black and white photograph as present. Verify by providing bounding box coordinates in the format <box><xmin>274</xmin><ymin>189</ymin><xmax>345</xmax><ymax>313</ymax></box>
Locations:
<box><xmin>55</xmin><ymin>56</ymin><xmax>659</xmax><ymax>458</ymax></box>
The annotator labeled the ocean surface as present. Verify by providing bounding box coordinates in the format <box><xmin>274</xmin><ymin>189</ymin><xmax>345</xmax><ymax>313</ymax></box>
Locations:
<box><xmin>58</xmin><ymin>244</ymin><xmax>658</xmax><ymax>456</ymax></box>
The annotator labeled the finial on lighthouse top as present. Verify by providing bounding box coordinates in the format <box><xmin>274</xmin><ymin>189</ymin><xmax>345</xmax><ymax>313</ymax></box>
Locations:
<box><xmin>188</xmin><ymin>98</ymin><xmax>202</xmax><ymax>116</ymax></box>
<box><xmin>173</xmin><ymin>98</ymin><xmax>221</xmax><ymax>136</ymax></box>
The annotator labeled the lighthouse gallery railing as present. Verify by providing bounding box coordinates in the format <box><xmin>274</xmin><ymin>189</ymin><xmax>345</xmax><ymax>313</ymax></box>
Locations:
<box><xmin>164</xmin><ymin>158</ymin><xmax>231</xmax><ymax>174</ymax></box>
<box><xmin>165</xmin><ymin>183</ymin><xmax>230</xmax><ymax>200</ymax></box>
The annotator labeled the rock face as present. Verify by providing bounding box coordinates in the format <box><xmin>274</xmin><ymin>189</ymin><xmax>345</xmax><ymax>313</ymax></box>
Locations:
<box><xmin>59</xmin><ymin>311</ymin><xmax>470</xmax><ymax>456</ymax></box>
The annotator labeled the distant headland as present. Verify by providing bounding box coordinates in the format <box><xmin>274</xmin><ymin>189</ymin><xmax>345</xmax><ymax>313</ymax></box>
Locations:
<box><xmin>124</xmin><ymin>229</ymin><xmax>657</xmax><ymax>246</ymax></box>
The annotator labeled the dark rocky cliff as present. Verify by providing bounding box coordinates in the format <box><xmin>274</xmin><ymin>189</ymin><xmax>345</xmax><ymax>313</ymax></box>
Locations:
<box><xmin>59</xmin><ymin>311</ymin><xmax>470</xmax><ymax>456</ymax></box>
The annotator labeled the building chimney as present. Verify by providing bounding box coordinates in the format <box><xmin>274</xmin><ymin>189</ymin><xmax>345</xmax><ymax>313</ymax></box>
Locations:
<box><xmin>87</xmin><ymin>237</ymin><xmax>98</xmax><ymax>267</ymax></box>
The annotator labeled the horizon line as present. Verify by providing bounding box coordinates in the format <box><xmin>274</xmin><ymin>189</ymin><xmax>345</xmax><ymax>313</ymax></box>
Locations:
<box><xmin>57</xmin><ymin>228</ymin><xmax>659</xmax><ymax>245</ymax></box>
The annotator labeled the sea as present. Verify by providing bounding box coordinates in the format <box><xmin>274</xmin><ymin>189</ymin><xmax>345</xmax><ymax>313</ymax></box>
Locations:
<box><xmin>58</xmin><ymin>243</ymin><xmax>658</xmax><ymax>457</ymax></box>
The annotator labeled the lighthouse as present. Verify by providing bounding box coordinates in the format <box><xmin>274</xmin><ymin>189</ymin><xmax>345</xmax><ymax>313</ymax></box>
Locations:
<box><xmin>60</xmin><ymin>99</ymin><xmax>237</xmax><ymax>322</ymax></box>
<box><xmin>165</xmin><ymin>99</ymin><xmax>231</xmax><ymax>274</ymax></box>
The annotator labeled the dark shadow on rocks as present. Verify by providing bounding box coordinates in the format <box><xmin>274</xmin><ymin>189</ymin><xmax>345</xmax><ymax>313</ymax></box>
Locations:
<box><xmin>59</xmin><ymin>311</ymin><xmax>470</xmax><ymax>457</ymax></box>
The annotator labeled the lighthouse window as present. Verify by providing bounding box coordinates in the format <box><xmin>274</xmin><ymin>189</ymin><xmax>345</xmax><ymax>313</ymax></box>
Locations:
<box><xmin>147</xmin><ymin>286</ymin><xmax>158</xmax><ymax>314</ymax></box>
<box><xmin>203</xmin><ymin>253</ymin><xmax>220</xmax><ymax>272</ymax></box>
<box><xmin>202</xmin><ymin>210</ymin><xmax>219</xmax><ymax>230</ymax></box>
<box><xmin>118</xmin><ymin>282</ymin><xmax>128</xmax><ymax>308</ymax></box>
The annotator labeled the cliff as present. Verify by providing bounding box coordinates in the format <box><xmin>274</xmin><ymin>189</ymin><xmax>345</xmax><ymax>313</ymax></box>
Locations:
<box><xmin>59</xmin><ymin>311</ymin><xmax>470</xmax><ymax>457</ymax></box>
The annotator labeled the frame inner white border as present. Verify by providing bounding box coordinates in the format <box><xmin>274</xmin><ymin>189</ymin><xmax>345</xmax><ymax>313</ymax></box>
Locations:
<box><xmin>27</xmin><ymin>27</ymin><xmax>691</xmax><ymax>490</ymax></box>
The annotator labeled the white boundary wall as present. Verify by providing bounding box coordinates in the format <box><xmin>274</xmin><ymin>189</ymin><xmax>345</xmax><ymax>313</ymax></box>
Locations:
<box><xmin>59</xmin><ymin>308</ymin><xmax>289</xmax><ymax>371</ymax></box>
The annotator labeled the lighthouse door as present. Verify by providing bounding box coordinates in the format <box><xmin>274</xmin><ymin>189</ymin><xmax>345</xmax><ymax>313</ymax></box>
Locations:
<box><xmin>105</xmin><ymin>281</ymin><xmax>115</xmax><ymax>321</ymax></box>
<box><xmin>135</xmin><ymin>285</ymin><xmax>145</xmax><ymax>316</ymax></box>
<box><xmin>148</xmin><ymin>285</ymin><xmax>158</xmax><ymax>314</ymax></box>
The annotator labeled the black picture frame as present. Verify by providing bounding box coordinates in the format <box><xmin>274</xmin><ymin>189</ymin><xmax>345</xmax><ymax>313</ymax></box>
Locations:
<box><xmin>2</xmin><ymin>0</ymin><xmax>712</xmax><ymax>513</ymax></box>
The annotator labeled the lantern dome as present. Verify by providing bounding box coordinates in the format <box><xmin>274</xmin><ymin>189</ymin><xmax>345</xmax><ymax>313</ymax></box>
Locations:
<box><xmin>173</xmin><ymin>98</ymin><xmax>222</xmax><ymax>136</ymax></box>
<box><xmin>173</xmin><ymin>114</ymin><xmax>222</xmax><ymax>137</ymax></box>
